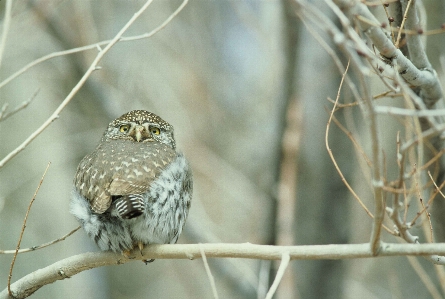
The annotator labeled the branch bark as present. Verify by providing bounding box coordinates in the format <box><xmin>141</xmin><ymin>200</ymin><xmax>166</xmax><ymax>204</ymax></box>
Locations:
<box><xmin>330</xmin><ymin>0</ymin><xmax>443</xmax><ymax>108</ymax></box>
<box><xmin>3</xmin><ymin>242</ymin><xmax>445</xmax><ymax>299</ymax></box>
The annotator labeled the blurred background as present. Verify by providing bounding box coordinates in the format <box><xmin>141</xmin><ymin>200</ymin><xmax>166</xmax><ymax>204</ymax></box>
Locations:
<box><xmin>0</xmin><ymin>0</ymin><xmax>444</xmax><ymax>298</ymax></box>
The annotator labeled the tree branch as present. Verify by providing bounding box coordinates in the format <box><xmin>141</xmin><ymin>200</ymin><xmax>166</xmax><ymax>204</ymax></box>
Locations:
<box><xmin>330</xmin><ymin>0</ymin><xmax>443</xmax><ymax>108</ymax></box>
<box><xmin>0</xmin><ymin>227</ymin><xmax>80</xmax><ymax>255</ymax></box>
<box><xmin>0</xmin><ymin>89</ymin><xmax>38</xmax><ymax>122</ymax></box>
<box><xmin>3</xmin><ymin>242</ymin><xmax>445</xmax><ymax>299</ymax></box>
<box><xmin>0</xmin><ymin>0</ymin><xmax>188</xmax><ymax>91</ymax></box>
<box><xmin>0</xmin><ymin>0</ymin><xmax>189</xmax><ymax>169</ymax></box>
<box><xmin>0</xmin><ymin>0</ymin><xmax>12</xmax><ymax>69</ymax></box>
<box><xmin>8</xmin><ymin>163</ymin><xmax>51</xmax><ymax>295</ymax></box>
<box><xmin>265</xmin><ymin>252</ymin><xmax>290</xmax><ymax>299</ymax></box>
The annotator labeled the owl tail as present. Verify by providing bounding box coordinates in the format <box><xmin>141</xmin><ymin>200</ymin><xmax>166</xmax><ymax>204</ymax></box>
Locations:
<box><xmin>113</xmin><ymin>194</ymin><xmax>145</xmax><ymax>219</ymax></box>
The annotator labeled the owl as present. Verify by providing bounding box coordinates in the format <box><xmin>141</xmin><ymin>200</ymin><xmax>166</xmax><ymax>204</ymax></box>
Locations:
<box><xmin>70</xmin><ymin>110</ymin><xmax>192</xmax><ymax>262</ymax></box>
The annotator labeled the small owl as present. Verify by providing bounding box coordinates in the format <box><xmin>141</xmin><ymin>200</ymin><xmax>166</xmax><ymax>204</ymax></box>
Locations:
<box><xmin>70</xmin><ymin>110</ymin><xmax>192</xmax><ymax>262</ymax></box>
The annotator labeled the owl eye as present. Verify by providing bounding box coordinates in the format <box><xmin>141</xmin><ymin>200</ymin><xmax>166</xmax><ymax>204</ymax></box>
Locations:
<box><xmin>150</xmin><ymin>126</ymin><xmax>161</xmax><ymax>135</ymax></box>
<box><xmin>119</xmin><ymin>124</ymin><xmax>130</xmax><ymax>133</ymax></box>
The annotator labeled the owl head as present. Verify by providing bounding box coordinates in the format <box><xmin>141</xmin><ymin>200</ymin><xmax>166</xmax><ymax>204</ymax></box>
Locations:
<box><xmin>102</xmin><ymin>110</ymin><xmax>176</xmax><ymax>149</ymax></box>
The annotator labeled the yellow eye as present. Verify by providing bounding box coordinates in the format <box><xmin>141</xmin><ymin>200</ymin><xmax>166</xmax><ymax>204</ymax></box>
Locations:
<box><xmin>119</xmin><ymin>124</ymin><xmax>130</xmax><ymax>133</ymax></box>
<box><xmin>150</xmin><ymin>126</ymin><xmax>160</xmax><ymax>135</ymax></box>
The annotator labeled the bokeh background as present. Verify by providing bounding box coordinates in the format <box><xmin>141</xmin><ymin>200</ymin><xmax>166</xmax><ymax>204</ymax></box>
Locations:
<box><xmin>0</xmin><ymin>0</ymin><xmax>445</xmax><ymax>298</ymax></box>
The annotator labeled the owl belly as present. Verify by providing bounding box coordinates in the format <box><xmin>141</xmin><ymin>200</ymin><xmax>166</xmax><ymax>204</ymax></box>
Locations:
<box><xmin>129</xmin><ymin>153</ymin><xmax>192</xmax><ymax>245</ymax></box>
<box><xmin>70</xmin><ymin>190</ymin><xmax>134</xmax><ymax>252</ymax></box>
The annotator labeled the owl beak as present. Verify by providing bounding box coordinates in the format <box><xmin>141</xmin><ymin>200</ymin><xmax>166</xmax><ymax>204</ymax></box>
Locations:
<box><xmin>135</xmin><ymin>125</ymin><xmax>144</xmax><ymax>142</ymax></box>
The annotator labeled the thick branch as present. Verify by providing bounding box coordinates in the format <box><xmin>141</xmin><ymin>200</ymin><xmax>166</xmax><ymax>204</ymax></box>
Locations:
<box><xmin>402</xmin><ymin>0</ymin><xmax>431</xmax><ymax>69</ymax></box>
<box><xmin>3</xmin><ymin>243</ymin><xmax>445</xmax><ymax>298</ymax></box>
<box><xmin>331</xmin><ymin>0</ymin><xmax>443</xmax><ymax>108</ymax></box>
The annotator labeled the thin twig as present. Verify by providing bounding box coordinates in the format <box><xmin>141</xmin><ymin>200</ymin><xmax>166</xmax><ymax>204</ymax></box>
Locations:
<box><xmin>0</xmin><ymin>226</ymin><xmax>80</xmax><ymax>255</ymax></box>
<box><xmin>428</xmin><ymin>171</ymin><xmax>445</xmax><ymax>200</ymax></box>
<box><xmin>0</xmin><ymin>89</ymin><xmax>40</xmax><ymax>122</ymax></box>
<box><xmin>265</xmin><ymin>252</ymin><xmax>290</xmax><ymax>299</ymax></box>
<box><xmin>199</xmin><ymin>244</ymin><xmax>219</xmax><ymax>299</ymax></box>
<box><xmin>356</xmin><ymin>14</ymin><xmax>445</xmax><ymax>37</ymax></box>
<box><xmin>328</xmin><ymin>109</ymin><xmax>372</xmax><ymax>167</ymax></box>
<box><xmin>0</xmin><ymin>103</ymin><xmax>8</xmax><ymax>119</ymax></box>
<box><xmin>0</xmin><ymin>0</ymin><xmax>12</xmax><ymax>69</ymax></box>
<box><xmin>389</xmin><ymin>132</ymin><xmax>405</xmax><ymax>236</ymax></box>
<box><xmin>363</xmin><ymin>0</ymin><xmax>402</xmax><ymax>7</ymax></box>
<box><xmin>325</xmin><ymin>62</ymin><xmax>371</xmax><ymax>213</ymax></box>
<box><xmin>325</xmin><ymin>60</ymin><xmax>392</xmax><ymax>234</ymax></box>
<box><xmin>8</xmin><ymin>162</ymin><xmax>51</xmax><ymax>296</ymax></box>
<box><xmin>0</xmin><ymin>0</ymin><xmax>189</xmax><ymax>91</ymax></box>
<box><xmin>0</xmin><ymin>0</ymin><xmax>163</xmax><ymax>169</ymax></box>
<box><xmin>417</xmin><ymin>197</ymin><xmax>433</xmax><ymax>243</ymax></box>
<box><xmin>376</xmin><ymin>101</ymin><xmax>445</xmax><ymax>117</ymax></box>
<box><xmin>296</xmin><ymin>5</ymin><xmax>363</xmax><ymax>105</ymax></box>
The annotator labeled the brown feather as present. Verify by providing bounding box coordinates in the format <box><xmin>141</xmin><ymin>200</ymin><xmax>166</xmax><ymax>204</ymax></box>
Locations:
<box><xmin>74</xmin><ymin>139</ymin><xmax>176</xmax><ymax>214</ymax></box>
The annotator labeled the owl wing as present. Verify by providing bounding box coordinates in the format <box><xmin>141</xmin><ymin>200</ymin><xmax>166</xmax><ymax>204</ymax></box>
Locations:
<box><xmin>75</xmin><ymin>140</ymin><xmax>176</xmax><ymax>214</ymax></box>
<box><xmin>107</xmin><ymin>141</ymin><xmax>177</xmax><ymax>197</ymax></box>
<box><xmin>73</xmin><ymin>151</ymin><xmax>108</xmax><ymax>214</ymax></box>
<box><xmin>108</xmin><ymin>177</ymin><xmax>152</xmax><ymax>195</ymax></box>
<box><xmin>91</xmin><ymin>189</ymin><xmax>112</xmax><ymax>214</ymax></box>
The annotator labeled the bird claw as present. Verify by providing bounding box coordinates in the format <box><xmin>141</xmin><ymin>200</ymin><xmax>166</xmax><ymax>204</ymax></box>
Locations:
<box><xmin>138</xmin><ymin>242</ymin><xmax>155</xmax><ymax>264</ymax></box>
<box><xmin>122</xmin><ymin>250</ymin><xmax>134</xmax><ymax>259</ymax></box>
<box><xmin>138</xmin><ymin>242</ymin><xmax>144</xmax><ymax>255</ymax></box>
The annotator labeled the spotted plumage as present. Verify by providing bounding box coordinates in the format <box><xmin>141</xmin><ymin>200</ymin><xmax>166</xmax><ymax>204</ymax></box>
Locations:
<box><xmin>70</xmin><ymin>110</ymin><xmax>192</xmax><ymax>260</ymax></box>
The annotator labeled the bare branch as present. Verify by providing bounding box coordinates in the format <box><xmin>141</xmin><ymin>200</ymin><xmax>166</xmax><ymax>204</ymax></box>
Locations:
<box><xmin>0</xmin><ymin>226</ymin><xmax>80</xmax><ymax>255</ymax></box>
<box><xmin>0</xmin><ymin>0</ymin><xmax>189</xmax><ymax>91</ymax></box>
<box><xmin>0</xmin><ymin>0</ymin><xmax>12</xmax><ymax>69</ymax></box>
<box><xmin>0</xmin><ymin>89</ymin><xmax>39</xmax><ymax>122</ymax></box>
<box><xmin>375</xmin><ymin>106</ymin><xmax>445</xmax><ymax>117</ymax></box>
<box><xmin>3</xmin><ymin>243</ymin><xmax>445</xmax><ymax>299</ymax></box>
<box><xmin>265</xmin><ymin>252</ymin><xmax>290</xmax><ymax>299</ymax></box>
<box><xmin>199</xmin><ymin>244</ymin><xmax>219</xmax><ymax>299</ymax></box>
<box><xmin>394</xmin><ymin>0</ymin><xmax>413</xmax><ymax>49</ymax></box>
<box><xmin>0</xmin><ymin>0</ymin><xmax>161</xmax><ymax>169</ymax></box>
<box><xmin>402</xmin><ymin>0</ymin><xmax>431</xmax><ymax>69</ymax></box>
<box><xmin>8</xmin><ymin>163</ymin><xmax>51</xmax><ymax>296</ymax></box>
<box><xmin>330</xmin><ymin>0</ymin><xmax>443</xmax><ymax>107</ymax></box>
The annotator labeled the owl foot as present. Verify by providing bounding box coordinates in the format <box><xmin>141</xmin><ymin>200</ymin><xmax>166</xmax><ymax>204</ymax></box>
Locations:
<box><xmin>122</xmin><ymin>250</ymin><xmax>135</xmax><ymax>259</ymax></box>
<box><xmin>138</xmin><ymin>242</ymin><xmax>155</xmax><ymax>264</ymax></box>
<box><xmin>138</xmin><ymin>242</ymin><xmax>144</xmax><ymax>255</ymax></box>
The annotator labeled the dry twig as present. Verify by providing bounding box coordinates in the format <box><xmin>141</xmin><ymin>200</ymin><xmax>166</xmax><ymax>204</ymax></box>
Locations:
<box><xmin>0</xmin><ymin>89</ymin><xmax>39</xmax><ymax>122</ymax></box>
<box><xmin>265</xmin><ymin>252</ymin><xmax>290</xmax><ymax>299</ymax></box>
<box><xmin>0</xmin><ymin>0</ymin><xmax>12</xmax><ymax>69</ymax></box>
<box><xmin>0</xmin><ymin>0</ymin><xmax>188</xmax><ymax>169</ymax></box>
<box><xmin>199</xmin><ymin>244</ymin><xmax>219</xmax><ymax>299</ymax></box>
<box><xmin>0</xmin><ymin>0</ymin><xmax>189</xmax><ymax>91</ymax></box>
<box><xmin>0</xmin><ymin>226</ymin><xmax>80</xmax><ymax>255</ymax></box>
<box><xmin>8</xmin><ymin>162</ymin><xmax>51</xmax><ymax>296</ymax></box>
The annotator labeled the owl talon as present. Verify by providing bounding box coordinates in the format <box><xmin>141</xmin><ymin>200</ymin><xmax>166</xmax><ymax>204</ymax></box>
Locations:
<box><xmin>138</xmin><ymin>242</ymin><xmax>155</xmax><ymax>263</ymax></box>
<box><xmin>143</xmin><ymin>259</ymin><xmax>155</xmax><ymax>264</ymax></box>
<box><xmin>122</xmin><ymin>250</ymin><xmax>134</xmax><ymax>259</ymax></box>
<box><xmin>138</xmin><ymin>242</ymin><xmax>144</xmax><ymax>255</ymax></box>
